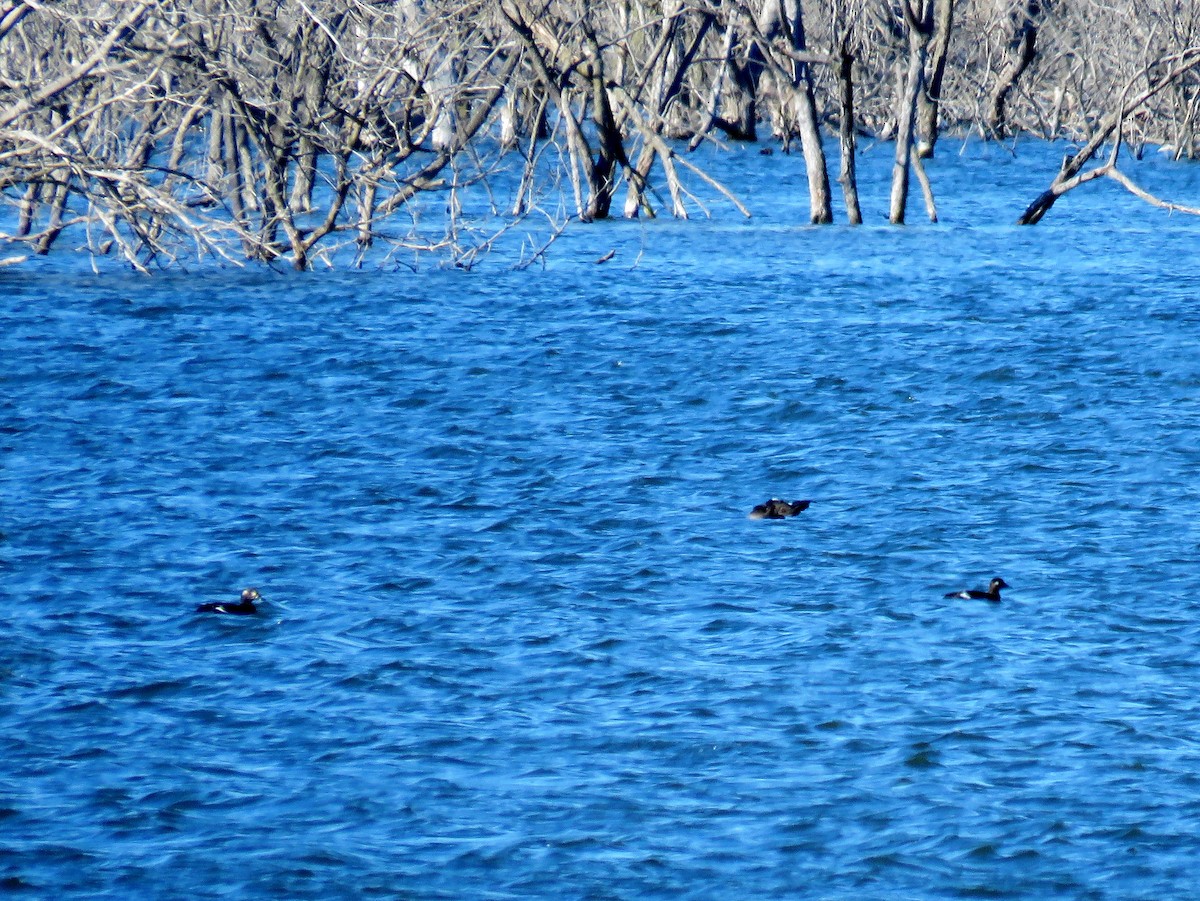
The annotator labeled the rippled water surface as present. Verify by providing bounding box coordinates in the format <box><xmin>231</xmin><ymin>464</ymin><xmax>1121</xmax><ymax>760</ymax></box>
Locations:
<box><xmin>5</xmin><ymin>142</ymin><xmax>1200</xmax><ymax>898</ymax></box>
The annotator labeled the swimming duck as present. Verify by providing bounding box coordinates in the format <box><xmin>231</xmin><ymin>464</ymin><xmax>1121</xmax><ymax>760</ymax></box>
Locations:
<box><xmin>197</xmin><ymin>587</ymin><xmax>261</xmax><ymax>615</ymax></box>
<box><xmin>944</xmin><ymin>578</ymin><xmax>1008</xmax><ymax>602</ymax></box>
<box><xmin>749</xmin><ymin>498</ymin><xmax>810</xmax><ymax>520</ymax></box>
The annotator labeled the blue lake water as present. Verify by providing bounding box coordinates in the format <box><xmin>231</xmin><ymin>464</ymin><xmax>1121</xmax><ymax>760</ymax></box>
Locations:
<box><xmin>4</xmin><ymin>140</ymin><xmax>1200</xmax><ymax>898</ymax></box>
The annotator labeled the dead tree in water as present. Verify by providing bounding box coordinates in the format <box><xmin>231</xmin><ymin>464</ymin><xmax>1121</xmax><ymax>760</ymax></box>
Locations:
<box><xmin>619</xmin><ymin>2</ymin><xmax>716</xmax><ymax>217</ymax></box>
<box><xmin>987</xmin><ymin>0</ymin><xmax>1042</xmax><ymax>139</ymax></box>
<box><xmin>915</xmin><ymin>0</ymin><xmax>955</xmax><ymax>158</ymax></box>
<box><xmin>179</xmin><ymin>0</ymin><xmax>520</xmax><ymax>268</ymax></box>
<box><xmin>8</xmin><ymin>0</ymin><xmax>1200</xmax><ymax>268</ymax></box>
<box><xmin>1019</xmin><ymin>47</ymin><xmax>1200</xmax><ymax>224</ymax></box>
<box><xmin>737</xmin><ymin>0</ymin><xmax>832</xmax><ymax>223</ymax></box>
<box><xmin>888</xmin><ymin>0</ymin><xmax>938</xmax><ymax>223</ymax></box>
<box><xmin>1</xmin><ymin>2</ymin><xmax>161</xmax><ymax>265</ymax></box>
<box><xmin>500</xmin><ymin>2</ymin><xmax>628</xmax><ymax>221</ymax></box>
<box><xmin>0</xmin><ymin>1</ymin><xmax>529</xmax><ymax>268</ymax></box>
<box><xmin>830</xmin><ymin>0</ymin><xmax>863</xmax><ymax>224</ymax></box>
<box><xmin>777</xmin><ymin>0</ymin><xmax>833</xmax><ymax>223</ymax></box>
<box><xmin>503</xmin><ymin>0</ymin><xmax>748</xmax><ymax>223</ymax></box>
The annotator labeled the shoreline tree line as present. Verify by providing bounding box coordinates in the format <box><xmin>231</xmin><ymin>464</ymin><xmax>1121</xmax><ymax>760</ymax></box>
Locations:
<box><xmin>1</xmin><ymin>0</ymin><xmax>1198</xmax><ymax>270</ymax></box>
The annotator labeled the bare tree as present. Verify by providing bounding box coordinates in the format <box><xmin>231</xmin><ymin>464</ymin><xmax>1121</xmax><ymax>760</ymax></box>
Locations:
<box><xmin>916</xmin><ymin>0</ymin><xmax>956</xmax><ymax>157</ymax></box>
<box><xmin>830</xmin><ymin>0</ymin><xmax>863</xmax><ymax>223</ymax></box>
<box><xmin>0</xmin><ymin>0</ymin><xmax>533</xmax><ymax>268</ymax></box>
<box><xmin>1019</xmin><ymin>46</ymin><xmax>1200</xmax><ymax>224</ymax></box>
<box><xmin>728</xmin><ymin>0</ymin><xmax>832</xmax><ymax>222</ymax></box>
<box><xmin>779</xmin><ymin>0</ymin><xmax>834</xmax><ymax>223</ymax></box>
<box><xmin>987</xmin><ymin>0</ymin><xmax>1042</xmax><ymax>139</ymax></box>
<box><xmin>889</xmin><ymin>0</ymin><xmax>937</xmax><ymax>223</ymax></box>
<box><xmin>6</xmin><ymin>0</ymin><xmax>1200</xmax><ymax>269</ymax></box>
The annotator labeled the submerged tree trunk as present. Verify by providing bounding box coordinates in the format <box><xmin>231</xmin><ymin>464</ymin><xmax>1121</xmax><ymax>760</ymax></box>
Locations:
<box><xmin>13</xmin><ymin>0</ymin><xmax>1200</xmax><ymax>268</ymax></box>
<box><xmin>689</xmin><ymin>20</ymin><xmax>747</xmax><ymax>148</ymax></box>
<box><xmin>789</xmin><ymin>2</ymin><xmax>833</xmax><ymax>223</ymax></box>
<box><xmin>586</xmin><ymin>50</ymin><xmax>626</xmax><ymax>220</ymax></box>
<box><xmin>988</xmin><ymin>0</ymin><xmax>1040</xmax><ymax>139</ymax></box>
<box><xmin>889</xmin><ymin>0</ymin><xmax>933</xmax><ymax>224</ymax></box>
<box><xmin>502</xmin><ymin>5</ymin><xmax>599</xmax><ymax>220</ymax></box>
<box><xmin>724</xmin><ymin>60</ymin><xmax>760</xmax><ymax>142</ymax></box>
<box><xmin>752</xmin><ymin>0</ymin><xmax>832</xmax><ymax>223</ymax></box>
<box><xmin>289</xmin><ymin>19</ymin><xmax>340</xmax><ymax>213</ymax></box>
<box><xmin>33</xmin><ymin>166</ymin><xmax>71</xmax><ymax>255</ymax></box>
<box><xmin>623</xmin><ymin>2</ymin><xmax>707</xmax><ymax>217</ymax></box>
<box><xmin>1019</xmin><ymin>48</ymin><xmax>1200</xmax><ymax>224</ymax></box>
<box><xmin>830</xmin><ymin>0</ymin><xmax>863</xmax><ymax>224</ymax></box>
<box><xmin>834</xmin><ymin>39</ymin><xmax>863</xmax><ymax>224</ymax></box>
<box><xmin>916</xmin><ymin>0</ymin><xmax>955</xmax><ymax>158</ymax></box>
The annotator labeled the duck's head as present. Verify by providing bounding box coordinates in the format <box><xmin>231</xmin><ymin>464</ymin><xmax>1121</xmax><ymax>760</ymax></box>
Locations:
<box><xmin>989</xmin><ymin>578</ymin><xmax>1009</xmax><ymax>592</ymax></box>
<box><xmin>241</xmin><ymin>587</ymin><xmax>261</xmax><ymax>603</ymax></box>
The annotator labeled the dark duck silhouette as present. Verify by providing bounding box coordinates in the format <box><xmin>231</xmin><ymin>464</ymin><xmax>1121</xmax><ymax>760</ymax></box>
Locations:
<box><xmin>944</xmin><ymin>578</ymin><xmax>1008</xmax><ymax>602</ymax></box>
<box><xmin>197</xmin><ymin>587</ymin><xmax>262</xmax><ymax>615</ymax></box>
<box><xmin>749</xmin><ymin>498</ymin><xmax>810</xmax><ymax>520</ymax></box>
